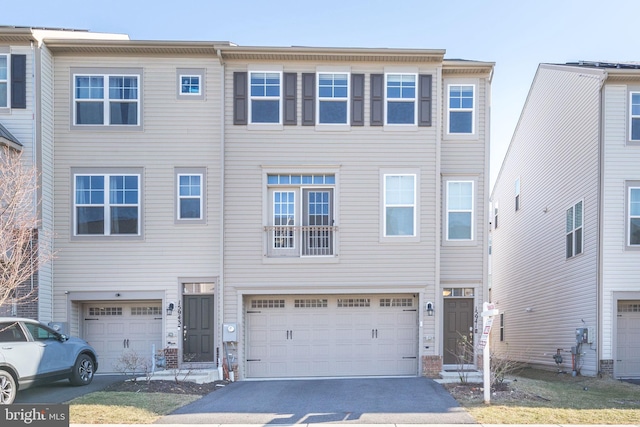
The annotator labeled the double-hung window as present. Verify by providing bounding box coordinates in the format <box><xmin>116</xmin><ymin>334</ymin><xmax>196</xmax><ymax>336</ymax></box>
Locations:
<box><xmin>0</xmin><ymin>54</ymin><xmax>7</xmax><ymax>108</ymax></box>
<box><xmin>384</xmin><ymin>174</ymin><xmax>416</xmax><ymax>237</ymax></box>
<box><xmin>630</xmin><ymin>92</ymin><xmax>640</xmax><ymax>141</ymax></box>
<box><xmin>318</xmin><ymin>72</ymin><xmax>349</xmax><ymax>124</ymax></box>
<box><xmin>566</xmin><ymin>200</ymin><xmax>583</xmax><ymax>258</ymax></box>
<box><xmin>386</xmin><ymin>73</ymin><xmax>416</xmax><ymax>125</ymax></box>
<box><xmin>177</xmin><ymin>173</ymin><xmax>203</xmax><ymax>220</ymax></box>
<box><xmin>448</xmin><ymin>84</ymin><xmax>474</xmax><ymax>134</ymax></box>
<box><xmin>629</xmin><ymin>186</ymin><xmax>640</xmax><ymax>246</ymax></box>
<box><xmin>446</xmin><ymin>181</ymin><xmax>474</xmax><ymax>240</ymax></box>
<box><xmin>74</xmin><ymin>73</ymin><xmax>140</xmax><ymax>126</ymax></box>
<box><xmin>250</xmin><ymin>72</ymin><xmax>281</xmax><ymax>124</ymax></box>
<box><xmin>266</xmin><ymin>174</ymin><xmax>336</xmax><ymax>257</ymax></box>
<box><xmin>74</xmin><ymin>173</ymin><xmax>140</xmax><ymax>236</ymax></box>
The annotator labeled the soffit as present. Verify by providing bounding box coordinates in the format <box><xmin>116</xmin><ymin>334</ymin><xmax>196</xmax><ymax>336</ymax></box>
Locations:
<box><xmin>44</xmin><ymin>39</ymin><xmax>228</xmax><ymax>56</ymax></box>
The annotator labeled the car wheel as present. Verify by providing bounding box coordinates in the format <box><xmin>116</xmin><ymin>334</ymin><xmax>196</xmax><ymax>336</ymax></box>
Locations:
<box><xmin>70</xmin><ymin>354</ymin><xmax>95</xmax><ymax>386</ymax></box>
<box><xmin>0</xmin><ymin>370</ymin><xmax>16</xmax><ymax>405</ymax></box>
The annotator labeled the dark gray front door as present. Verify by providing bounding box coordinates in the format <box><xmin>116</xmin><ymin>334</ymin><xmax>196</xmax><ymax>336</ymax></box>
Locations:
<box><xmin>183</xmin><ymin>295</ymin><xmax>215</xmax><ymax>362</ymax></box>
<box><xmin>443</xmin><ymin>298</ymin><xmax>474</xmax><ymax>365</ymax></box>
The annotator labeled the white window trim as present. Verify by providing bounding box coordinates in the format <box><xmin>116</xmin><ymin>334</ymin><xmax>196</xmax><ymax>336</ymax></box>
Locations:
<box><xmin>179</xmin><ymin>74</ymin><xmax>201</xmax><ymax>96</ymax></box>
<box><xmin>629</xmin><ymin>91</ymin><xmax>640</xmax><ymax>142</ymax></box>
<box><xmin>382</xmin><ymin>172</ymin><xmax>418</xmax><ymax>240</ymax></box>
<box><xmin>316</xmin><ymin>71</ymin><xmax>350</xmax><ymax>126</ymax></box>
<box><xmin>0</xmin><ymin>53</ymin><xmax>9</xmax><ymax>109</ymax></box>
<box><xmin>446</xmin><ymin>83</ymin><xmax>476</xmax><ymax>135</ymax></box>
<box><xmin>565</xmin><ymin>199</ymin><xmax>584</xmax><ymax>258</ymax></box>
<box><xmin>384</xmin><ymin>72</ymin><xmax>417</xmax><ymax>126</ymax></box>
<box><xmin>73</xmin><ymin>172</ymin><xmax>142</xmax><ymax>238</ymax></box>
<box><xmin>176</xmin><ymin>172</ymin><xmax>205</xmax><ymax>222</ymax></box>
<box><xmin>71</xmin><ymin>69</ymin><xmax>142</xmax><ymax>129</ymax></box>
<box><xmin>446</xmin><ymin>180</ymin><xmax>475</xmax><ymax>241</ymax></box>
<box><xmin>248</xmin><ymin>70</ymin><xmax>283</xmax><ymax>125</ymax></box>
<box><xmin>628</xmin><ymin>184</ymin><xmax>640</xmax><ymax>248</ymax></box>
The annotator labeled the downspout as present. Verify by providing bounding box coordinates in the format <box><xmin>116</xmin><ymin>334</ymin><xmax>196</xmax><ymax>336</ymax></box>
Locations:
<box><xmin>596</xmin><ymin>71</ymin><xmax>607</xmax><ymax>376</ymax></box>
<box><xmin>30</xmin><ymin>40</ymin><xmax>37</xmax><ymax>308</ymax></box>
<box><xmin>434</xmin><ymin>65</ymin><xmax>442</xmax><ymax>363</ymax></box>
<box><xmin>216</xmin><ymin>47</ymin><xmax>225</xmax><ymax>373</ymax></box>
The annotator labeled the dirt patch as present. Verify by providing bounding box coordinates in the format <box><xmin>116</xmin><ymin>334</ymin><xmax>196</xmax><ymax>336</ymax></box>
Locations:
<box><xmin>103</xmin><ymin>379</ymin><xmax>229</xmax><ymax>395</ymax></box>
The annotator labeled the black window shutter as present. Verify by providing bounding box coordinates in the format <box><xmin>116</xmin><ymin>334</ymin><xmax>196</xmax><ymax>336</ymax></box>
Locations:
<box><xmin>418</xmin><ymin>74</ymin><xmax>432</xmax><ymax>127</ymax></box>
<box><xmin>351</xmin><ymin>74</ymin><xmax>364</xmax><ymax>126</ymax></box>
<box><xmin>11</xmin><ymin>54</ymin><xmax>27</xmax><ymax>109</ymax></box>
<box><xmin>370</xmin><ymin>73</ymin><xmax>383</xmax><ymax>126</ymax></box>
<box><xmin>283</xmin><ymin>72</ymin><xmax>297</xmax><ymax>125</ymax></box>
<box><xmin>302</xmin><ymin>73</ymin><xmax>315</xmax><ymax>126</ymax></box>
<box><xmin>233</xmin><ymin>72</ymin><xmax>247</xmax><ymax>125</ymax></box>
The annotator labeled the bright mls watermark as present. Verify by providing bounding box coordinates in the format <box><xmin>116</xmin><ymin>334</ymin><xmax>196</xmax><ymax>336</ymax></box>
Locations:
<box><xmin>2</xmin><ymin>405</ymin><xmax>68</xmax><ymax>427</ymax></box>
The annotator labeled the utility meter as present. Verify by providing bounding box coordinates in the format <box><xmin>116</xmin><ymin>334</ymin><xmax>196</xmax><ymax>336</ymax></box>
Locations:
<box><xmin>223</xmin><ymin>323</ymin><xmax>237</xmax><ymax>342</ymax></box>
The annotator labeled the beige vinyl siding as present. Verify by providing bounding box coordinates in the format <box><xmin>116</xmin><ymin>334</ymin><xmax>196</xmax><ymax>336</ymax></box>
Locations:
<box><xmin>222</xmin><ymin>62</ymin><xmax>442</xmax><ymax>372</ymax></box>
<box><xmin>52</xmin><ymin>55</ymin><xmax>223</xmax><ymax>331</ymax></box>
<box><xmin>38</xmin><ymin>45</ymin><xmax>55</xmax><ymax>321</ymax></box>
<box><xmin>601</xmin><ymin>82</ymin><xmax>640</xmax><ymax>365</ymax></box>
<box><xmin>491</xmin><ymin>65</ymin><xmax>603</xmax><ymax>375</ymax></box>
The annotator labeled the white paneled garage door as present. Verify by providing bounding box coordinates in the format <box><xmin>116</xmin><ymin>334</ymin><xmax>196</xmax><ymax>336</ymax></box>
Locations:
<box><xmin>246</xmin><ymin>294</ymin><xmax>418</xmax><ymax>378</ymax></box>
<box><xmin>617</xmin><ymin>301</ymin><xmax>640</xmax><ymax>377</ymax></box>
<box><xmin>83</xmin><ymin>302</ymin><xmax>163</xmax><ymax>373</ymax></box>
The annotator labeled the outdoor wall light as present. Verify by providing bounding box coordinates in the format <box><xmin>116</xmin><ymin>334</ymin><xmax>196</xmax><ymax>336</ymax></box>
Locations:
<box><xmin>426</xmin><ymin>301</ymin><xmax>434</xmax><ymax>316</ymax></box>
<box><xmin>166</xmin><ymin>302</ymin><xmax>175</xmax><ymax>316</ymax></box>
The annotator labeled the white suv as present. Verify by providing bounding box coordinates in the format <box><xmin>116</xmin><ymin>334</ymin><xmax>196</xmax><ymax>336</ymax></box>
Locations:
<box><xmin>0</xmin><ymin>317</ymin><xmax>98</xmax><ymax>404</ymax></box>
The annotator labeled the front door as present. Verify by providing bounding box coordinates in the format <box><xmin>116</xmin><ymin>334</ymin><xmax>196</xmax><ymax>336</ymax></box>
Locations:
<box><xmin>443</xmin><ymin>298</ymin><xmax>474</xmax><ymax>365</ymax></box>
<box><xmin>183</xmin><ymin>295</ymin><xmax>215</xmax><ymax>362</ymax></box>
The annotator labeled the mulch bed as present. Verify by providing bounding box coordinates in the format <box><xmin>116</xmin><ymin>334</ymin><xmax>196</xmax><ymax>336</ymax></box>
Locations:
<box><xmin>103</xmin><ymin>379</ymin><xmax>229</xmax><ymax>395</ymax></box>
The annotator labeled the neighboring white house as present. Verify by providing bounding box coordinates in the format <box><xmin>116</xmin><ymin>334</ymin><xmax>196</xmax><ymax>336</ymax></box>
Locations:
<box><xmin>491</xmin><ymin>62</ymin><xmax>640</xmax><ymax>379</ymax></box>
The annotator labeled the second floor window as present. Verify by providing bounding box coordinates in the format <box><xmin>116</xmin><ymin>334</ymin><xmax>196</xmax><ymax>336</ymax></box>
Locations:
<box><xmin>178</xmin><ymin>174</ymin><xmax>203</xmax><ymax>220</ymax></box>
<box><xmin>629</xmin><ymin>187</ymin><xmax>640</xmax><ymax>246</ymax></box>
<box><xmin>630</xmin><ymin>92</ymin><xmax>640</xmax><ymax>141</ymax></box>
<box><xmin>75</xmin><ymin>174</ymin><xmax>140</xmax><ymax>235</ymax></box>
<box><xmin>74</xmin><ymin>74</ymin><xmax>139</xmax><ymax>126</ymax></box>
<box><xmin>386</xmin><ymin>74</ymin><xmax>416</xmax><ymax>125</ymax></box>
<box><xmin>384</xmin><ymin>174</ymin><xmax>416</xmax><ymax>237</ymax></box>
<box><xmin>447</xmin><ymin>181</ymin><xmax>474</xmax><ymax>240</ymax></box>
<box><xmin>448</xmin><ymin>84</ymin><xmax>474</xmax><ymax>134</ymax></box>
<box><xmin>318</xmin><ymin>73</ymin><xmax>349</xmax><ymax>124</ymax></box>
<box><xmin>250</xmin><ymin>72</ymin><xmax>281</xmax><ymax>123</ymax></box>
<box><xmin>0</xmin><ymin>55</ymin><xmax>7</xmax><ymax>108</ymax></box>
<box><xmin>566</xmin><ymin>200</ymin><xmax>583</xmax><ymax>258</ymax></box>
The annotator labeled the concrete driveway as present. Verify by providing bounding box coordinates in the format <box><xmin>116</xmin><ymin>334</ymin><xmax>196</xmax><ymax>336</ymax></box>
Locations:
<box><xmin>156</xmin><ymin>377</ymin><xmax>476</xmax><ymax>425</ymax></box>
<box><xmin>14</xmin><ymin>374</ymin><xmax>127</xmax><ymax>404</ymax></box>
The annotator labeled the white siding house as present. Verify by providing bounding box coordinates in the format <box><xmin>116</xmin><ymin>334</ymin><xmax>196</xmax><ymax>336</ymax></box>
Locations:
<box><xmin>491</xmin><ymin>62</ymin><xmax>640</xmax><ymax>378</ymax></box>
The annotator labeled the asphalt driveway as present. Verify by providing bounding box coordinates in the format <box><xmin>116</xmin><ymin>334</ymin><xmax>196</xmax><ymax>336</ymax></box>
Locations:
<box><xmin>156</xmin><ymin>377</ymin><xmax>476</xmax><ymax>425</ymax></box>
<box><xmin>14</xmin><ymin>374</ymin><xmax>126</xmax><ymax>404</ymax></box>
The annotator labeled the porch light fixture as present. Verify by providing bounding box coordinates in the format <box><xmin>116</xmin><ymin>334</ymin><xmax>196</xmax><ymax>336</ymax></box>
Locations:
<box><xmin>426</xmin><ymin>301</ymin><xmax>434</xmax><ymax>316</ymax></box>
<box><xmin>166</xmin><ymin>302</ymin><xmax>175</xmax><ymax>316</ymax></box>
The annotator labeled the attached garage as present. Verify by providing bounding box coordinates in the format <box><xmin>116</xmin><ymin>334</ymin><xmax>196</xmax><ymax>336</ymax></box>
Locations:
<box><xmin>245</xmin><ymin>294</ymin><xmax>418</xmax><ymax>378</ymax></box>
<box><xmin>617</xmin><ymin>301</ymin><xmax>640</xmax><ymax>378</ymax></box>
<box><xmin>83</xmin><ymin>302</ymin><xmax>163</xmax><ymax>373</ymax></box>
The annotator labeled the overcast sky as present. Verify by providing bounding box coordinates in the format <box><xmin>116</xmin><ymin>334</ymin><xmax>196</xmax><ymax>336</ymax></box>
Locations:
<box><xmin>3</xmin><ymin>0</ymin><xmax>639</xmax><ymax>186</ymax></box>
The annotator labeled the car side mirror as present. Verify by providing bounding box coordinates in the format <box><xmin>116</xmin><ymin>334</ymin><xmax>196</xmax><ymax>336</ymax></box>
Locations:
<box><xmin>58</xmin><ymin>333</ymin><xmax>69</xmax><ymax>342</ymax></box>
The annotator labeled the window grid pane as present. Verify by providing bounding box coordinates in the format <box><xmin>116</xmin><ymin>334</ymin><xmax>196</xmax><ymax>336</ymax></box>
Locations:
<box><xmin>385</xmin><ymin>175</ymin><xmax>416</xmax><ymax>237</ymax></box>
<box><xmin>178</xmin><ymin>174</ymin><xmax>202</xmax><ymax>220</ymax></box>
<box><xmin>74</xmin><ymin>74</ymin><xmax>139</xmax><ymax>126</ymax></box>
<box><xmin>631</xmin><ymin>188</ymin><xmax>640</xmax><ymax>245</ymax></box>
<box><xmin>631</xmin><ymin>93</ymin><xmax>640</xmax><ymax>141</ymax></box>
<box><xmin>181</xmin><ymin>75</ymin><xmax>200</xmax><ymax>94</ymax></box>
<box><xmin>566</xmin><ymin>201</ymin><xmax>583</xmax><ymax>257</ymax></box>
<box><xmin>250</xmin><ymin>72</ymin><xmax>280</xmax><ymax>124</ymax></box>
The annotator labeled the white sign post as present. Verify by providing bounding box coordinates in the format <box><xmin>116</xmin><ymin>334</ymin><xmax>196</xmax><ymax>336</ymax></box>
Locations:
<box><xmin>479</xmin><ymin>302</ymin><xmax>498</xmax><ymax>404</ymax></box>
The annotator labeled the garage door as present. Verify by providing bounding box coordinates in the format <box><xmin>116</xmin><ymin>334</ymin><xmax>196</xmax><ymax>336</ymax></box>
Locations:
<box><xmin>83</xmin><ymin>302</ymin><xmax>163</xmax><ymax>373</ymax></box>
<box><xmin>246</xmin><ymin>294</ymin><xmax>418</xmax><ymax>378</ymax></box>
<box><xmin>617</xmin><ymin>301</ymin><xmax>640</xmax><ymax>377</ymax></box>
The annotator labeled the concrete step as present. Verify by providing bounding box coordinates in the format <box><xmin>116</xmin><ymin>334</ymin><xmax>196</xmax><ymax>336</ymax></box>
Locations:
<box><xmin>434</xmin><ymin>369</ymin><xmax>484</xmax><ymax>384</ymax></box>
